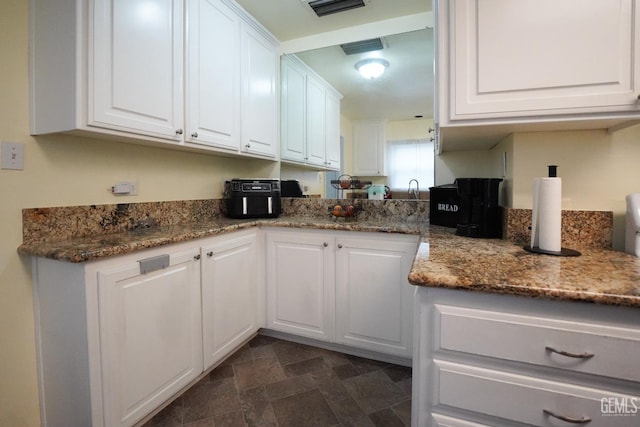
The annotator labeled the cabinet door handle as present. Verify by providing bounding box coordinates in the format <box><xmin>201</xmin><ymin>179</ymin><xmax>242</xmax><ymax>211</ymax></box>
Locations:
<box><xmin>207</xmin><ymin>251</ymin><xmax>213</xmax><ymax>257</ymax></box>
<box><xmin>194</xmin><ymin>254</ymin><xmax>201</xmax><ymax>261</ymax></box>
<box><xmin>191</xmin><ymin>132</ymin><xmax>198</xmax><ymax>138</ymax></box>
<box><xmin>176</xmin><ymin>128</ymin><xmax>183</xmax><ymax>135</ymax></box>
<box><xmin>545</xmin><ymin>346</ymin><xmax>594</xmax><ymax>359</ymax></box>
<box><xmin>323</xmin><ymin>242</ymin><xmax>328</xmax><ymax>247</ymax></box>
<box><xmin>428</xmin><ymin>127</ymin><xmax>435</xmax><ymax>133</ymax></box>
<box><xmin>337</xmin><ymin>244</ymin><xmax>343</xmax><ymax>249</ymax></box>
<box><xmin>543</xmin><ymin>409</ymin><xmax>591</xmax><ymax>424</ymax></box>
<box><xmin>245</xmin><ymin>144</ymin><xmax>251</xmax><ymax>149</ymax></box>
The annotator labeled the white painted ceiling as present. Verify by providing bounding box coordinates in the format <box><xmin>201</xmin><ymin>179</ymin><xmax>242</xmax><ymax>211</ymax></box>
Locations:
<box><xmin>235</xmin><ymin>0</ymin><xmax>434</xmax><ymax>122</ymax></box>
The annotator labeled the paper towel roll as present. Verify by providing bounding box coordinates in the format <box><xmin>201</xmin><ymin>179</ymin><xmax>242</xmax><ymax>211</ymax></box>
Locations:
<box><xmin>531</xmin><ymin>177</ymin><xmax>562</xmax><ymax>252</ymax></box>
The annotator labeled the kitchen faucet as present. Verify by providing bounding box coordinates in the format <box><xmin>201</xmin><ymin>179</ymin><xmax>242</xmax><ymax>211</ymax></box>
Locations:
<box><xmin>408</xmin><ymin>179</ymin><xmax>419</xmax><ymax>199</ymax></box>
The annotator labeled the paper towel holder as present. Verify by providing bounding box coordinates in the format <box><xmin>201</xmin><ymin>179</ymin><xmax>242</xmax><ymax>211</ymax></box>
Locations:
<box><xmin>523</xmin><ymin>164</ymin><xmax>581</xmax><ymax>256</ymax></box>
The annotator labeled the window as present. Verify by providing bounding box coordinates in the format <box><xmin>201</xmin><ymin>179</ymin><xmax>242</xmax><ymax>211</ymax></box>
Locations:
<box><xmin>387</xmin><ymin>139</ymin><xmax>435</xmax><ymax>191</ymax></box>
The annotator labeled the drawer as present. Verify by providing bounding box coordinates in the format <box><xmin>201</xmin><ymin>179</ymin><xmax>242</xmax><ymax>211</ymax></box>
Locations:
<box><xmin>435</xmin><ymin>304</ymin><xmax>640</xmax><ymax>382</ymax></box>
<box><xmin>435</xmin><ymin>360</ymin><xmax>640</xmax><ymax>427</ymax></box>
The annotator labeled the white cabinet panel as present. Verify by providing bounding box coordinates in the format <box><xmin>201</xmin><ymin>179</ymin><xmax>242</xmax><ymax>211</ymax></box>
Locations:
<box><xmin>91</xmin><ymin>0</ymin><xmax>184</xmax><ymax>138</ymax></box>
<box><xmin>97</xmin><ymin>247</ymin><xmax>202</xmax><ymax>427</ymax></box>
<box><xmin>352</xmin><ymin>120</ymin><xmax>386</xmax><ymax>176</ymax></box>
<box><xmin>441</xmin><ymin>0</ymin><xmax>640</xmax><ymax>122</ymax></box>
<box><xmin>436</xmin><ymin>304</ymin><xmax>640</xmax><ymax>382</ymax></box>
<box><xmin>201</xmin><ymin>231</ymin><xmax>259</xmax><ymax>369</ymax></box>
<box><xmin>325</xmin><ymin>91</ymin><xmax>341</xmax><ymax>170</ymax></box>
<box><xmin>280</xmin><ymin>54</ymin><xmax>342</xmax><ymax>171</ymax></box>
<box><xmin>265</xmin><ymin>230</ymin><xmax>335</xmax><ymax>341</ymax></box>
<box><xmin>185</xmin><ymin>0</ymin><xmax>240</xmax><ymax>150</ymax></box>
<box><xmin>437</xmin><ymin>360</ymin><xmax>639</xmax><ymax>427</ymax></box>
<box><xmin>335</xmin><ymin>236</ymin><xmax>416</xmax><ymax>357</ymax></box>
<box><xmin>412</xmin><ymin>288</ymin><xmax>640</xmax><ymax>427</ymax></box>
<box><xmin>241</xmin><ymin>23</ymin><xmax>278</xmax><ymax>158</ymax></box>
<box><xmin>306</xmin><ymin>74</ymin><xmax>328</xmax><ymax>167</ymax></box>
<box><xmin>280</xmin><ymin>58</ymin><xmax>307</xmax><ymax>163</ymax></box>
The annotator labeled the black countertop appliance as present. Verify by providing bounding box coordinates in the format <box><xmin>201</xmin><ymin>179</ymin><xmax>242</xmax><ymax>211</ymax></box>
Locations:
<box><xmin>280</xmin><ymin>180</ymin><xmax>305</xmax><ymax>197</ymax></box>
<box><xmin>455</xmin><ymin>178</ymin><xmax>503</xmax><ymax>238</ymax></box>
<box><xmin>223</xmin><ymin>179</ymin><xmax>281</xmax><ymax>218</ymax></box>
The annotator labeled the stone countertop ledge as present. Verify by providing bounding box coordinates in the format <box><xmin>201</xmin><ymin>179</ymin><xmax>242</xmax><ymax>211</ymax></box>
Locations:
<box><xmin>17</xmin><ymin>202</ymin><xmax>640</xmax><ymax>309</ymax></box>
<box><xmin>412</xmin><ymin>227</ymin><xmax>640</xmax><ymax>308</ymax></box>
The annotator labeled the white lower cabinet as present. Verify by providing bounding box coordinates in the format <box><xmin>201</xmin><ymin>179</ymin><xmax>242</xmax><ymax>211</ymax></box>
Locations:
<box><xmin>265</xmin><ymin>229</ymin><xmax>335</xmax><ymax>341</ymax></box>
<box><xmin>33</xmin><ymin>241</ymin><xmax>203</xmax><ymax>427</ymax></box>
<box><xmin>413</xmin><ymin>287</ymin><xmax>640</xmax><ymax>426</ymax></box>
<box><xmin>264</xmin><ymin>228</ymin><xmax>418</xmax><ymax>358</ymax></box>
<box><xmin>33</xmin><ymin>230</ymin><xmax>262</xmax><ymax>427</ymax></box>
<box><xmin>335</xmin><ymin>236</ymin><xmax>416</xmax><ymax>357</ymax></box>
<box><xmin>201</xmin><ymin>230</ymin><xmax>260</xmax><ymax>369</ymax></box>
<box><xmin>96</xmin><ymin>246</ymin><xmax>203</xmax><ymax>427</ymax></box>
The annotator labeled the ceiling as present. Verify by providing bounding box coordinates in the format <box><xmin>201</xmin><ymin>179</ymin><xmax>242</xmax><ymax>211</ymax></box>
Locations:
<box><xmin>234</xmin><ymin>0</ymin><xmax>434</xmax><ymax>122</ymax></box>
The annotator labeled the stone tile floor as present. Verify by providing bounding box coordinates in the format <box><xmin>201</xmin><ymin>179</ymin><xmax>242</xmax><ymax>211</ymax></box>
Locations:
<box><xmin>143</xmin><ymin>335</ymin><xmax>412</xmax><ymax>426</ymax></box>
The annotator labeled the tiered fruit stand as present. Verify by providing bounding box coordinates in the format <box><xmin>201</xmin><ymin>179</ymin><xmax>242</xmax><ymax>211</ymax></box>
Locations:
<box><xmin>328</xmin><ymin>174</ymin><xmax>372</xmax><ymax>220</ymax></box>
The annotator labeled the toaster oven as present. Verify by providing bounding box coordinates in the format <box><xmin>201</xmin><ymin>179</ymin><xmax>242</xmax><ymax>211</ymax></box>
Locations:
<box><xmin>223</xmin><ymin>179</ymin><xmax>281</xmax><ymax>219</ymax></box>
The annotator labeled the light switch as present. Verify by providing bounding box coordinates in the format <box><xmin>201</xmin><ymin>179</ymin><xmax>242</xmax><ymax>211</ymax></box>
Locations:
<box><xmin>1</xmin><ymin>141</ymin><xmax>24</xmax><ymax>170</ymax></box>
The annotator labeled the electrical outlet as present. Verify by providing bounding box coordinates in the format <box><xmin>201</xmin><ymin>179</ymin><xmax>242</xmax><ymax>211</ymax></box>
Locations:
<box><xmin>1</xmin><ymin>141</ymin><xmax>24</xmax><ymax>170</ymax></box>
<box><xmin>111</xmin><ymin>181</ymin><xmax>138</xmax><ymax>196</ymax></box>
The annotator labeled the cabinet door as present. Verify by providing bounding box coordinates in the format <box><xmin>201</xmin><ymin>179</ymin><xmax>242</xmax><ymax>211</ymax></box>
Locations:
<box><xmin>185</xmin><ymin>0</ymin><xmax>240</xmax><ymax>150</ymax></box>
<box><xmin>265</xmin><ymin>231</ymin><xmax>334</xmax><ymax>341</ymax></box>
<box><xmin>446</xmin><ymin>0</ymin><xmax>640</xmax><ymax>120</ymax></box>
<box><xmin>352</xmin><ymin>120</ymin><xmax>385</xmax><ymax>176</ymax></box>
<box><xmin>281</xmin><ymin>57</ymin><xmax>307</xmax><ymax>163</ymax></box>
<box><xmin>241</xmin><ymin>23</ymin><xmax>278</xmax><ymax>158</ymax></box>
<box><xmin>91</xmin><ymin>0</ymin><xmax>184</xmax><ymax>139</ymax></box>
<box><xmin>306</xmin><ymin>74</ymin><xmax>327</xmax><ymax>167</ymax></box>
<box><xmin>201</xmin><ymin>231</ymin><xmax>259</xmax><ymax>370</ymax></box>
<box><xmin>325</xmin><ymin>91</ymin><xmax>342</xmax><ymax>171</ymax></box>
<box><xmin>96</xmin><ymin>247</ymin><xmax>202</xmax><ymax>427</ymax></box>
<box><xmin>335</xmin><ymin>235</ymin><xmax>417</xmax><ymax>357</ymax></box>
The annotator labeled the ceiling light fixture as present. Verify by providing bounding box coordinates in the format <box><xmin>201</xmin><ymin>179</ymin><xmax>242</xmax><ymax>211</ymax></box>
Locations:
<box><xmin>355</xmin><ymin>58</ymin><xmax>389</xmax><ymax>79</ymax></box>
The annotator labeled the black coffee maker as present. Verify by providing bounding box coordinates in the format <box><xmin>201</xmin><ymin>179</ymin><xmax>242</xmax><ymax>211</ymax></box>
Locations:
<box><xmin>455</xmin><ymin>178</ymin><xmax>503</xmax><ymax>238</ymax></box>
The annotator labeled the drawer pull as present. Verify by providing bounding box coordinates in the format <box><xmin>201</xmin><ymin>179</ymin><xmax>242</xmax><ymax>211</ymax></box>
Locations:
<box><xmin>545</xmin><ymin>346</ymin><xmax>594</xmax><ymax>359</ymax></box>
<box><xmin>543</xmin><ymin>409</ymin><xmax>592</xmax><ymax>424</ymax></box>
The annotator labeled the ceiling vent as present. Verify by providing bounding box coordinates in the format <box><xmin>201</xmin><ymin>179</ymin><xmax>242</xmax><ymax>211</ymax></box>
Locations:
<box><xmin>306</xmin><ymin>0</ymin><xmax>366</xmax><ymax>17</ymax></box>
<box><xmin>340</xmin><ymin>38</ymin><xmax>384</xmax><ymax>55</ymax></box>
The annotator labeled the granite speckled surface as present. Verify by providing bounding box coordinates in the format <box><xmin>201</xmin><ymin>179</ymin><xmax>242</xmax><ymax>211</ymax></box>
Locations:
<box><xmin>410</xmin><ymin>227</ymin><xmax>640</xmax><ymax>308</ymax></box>
<box><xmin>19</xmin><ymin>199</ymin><xmax>639</xmax><ymax>308</ymax></box>
<box><xmin>504</xmin><ymin>208</ymin><xmax>613</xmax><ymax>248</ymax></box>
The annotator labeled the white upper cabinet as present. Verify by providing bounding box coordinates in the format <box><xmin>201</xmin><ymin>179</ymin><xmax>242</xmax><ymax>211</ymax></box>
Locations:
<box><xmin>306</xmin><ymin>73</ymin><xmax>328</xmax><ymax>167</ymax></box>
<box><xmin>185</xmin><ymin>0</ymin><xmax>241</xmax><ymax>151</ymax></box>
<box><xmin>30</xmin><ymin>0</ymin><xmax>279</xmax><ymax>159</ymax></box>
<box><xmin>436</xmin><ymin>0</ymin><xmax>640</xmax><ymax>150</ymax></box>
<box><xmin>280</xmin><ymin>55</ymin><xmax>343</xmax><ymax>171</ymax></box>
<box><xmin>325</xmin><ymin>91</ymin><xmax>342</xmax><ymax>170</ymax></box>
<box><xmin>280</xmin><ymin>57</ymin><xmax>307</xmax><ymax>163</ymax></box>
<box><xmin>92</xmin><ymin>0</ymin><xmax>184</xmax><ymax>139</ymax></box>
<box><xmin>352</xmin><ymin>119</ymin><xmax>386</xmax><ymax>176</ymax></box>
<box><xmin>31</xmin><ymin>0</ymin><xmax>184</xmax><ymax>141</ymax></box>
<box><xmin>241</xmin><ymin>22</ymin><xmax>279</xmax><ymax>158</ymax></box>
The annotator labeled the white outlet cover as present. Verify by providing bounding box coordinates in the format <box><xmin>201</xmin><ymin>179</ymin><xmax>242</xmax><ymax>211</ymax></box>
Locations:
<box><xmin>1</xmin><ymin>141</ymin><xmax>24</xmax><ymax>170</ymax></box>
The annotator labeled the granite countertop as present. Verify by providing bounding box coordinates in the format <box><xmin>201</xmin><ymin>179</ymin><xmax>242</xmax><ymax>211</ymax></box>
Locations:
<box><xmin>410</xmin><ymin>226</ymin><xmax>640</xmax><ymax>308</ymax></box>
<box><xmin>17</xmin><ymin>217</ymin><xmax>426</xmax><ymax>263</ymax></box>
<box><xmin>18</xmin><ymin>202</ymin><xmax>640</xmax><ymax>308</ymax></box>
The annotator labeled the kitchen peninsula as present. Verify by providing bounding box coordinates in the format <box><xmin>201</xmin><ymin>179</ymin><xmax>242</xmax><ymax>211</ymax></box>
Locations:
<box><xmin>18</xmin><ymin>199</ymin><xmax>640</xmax><ymax>427</ymax></box>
